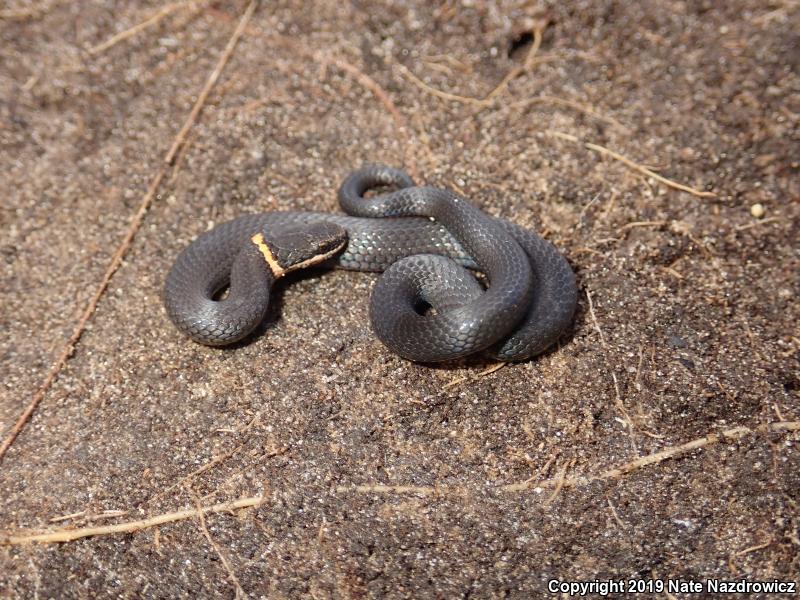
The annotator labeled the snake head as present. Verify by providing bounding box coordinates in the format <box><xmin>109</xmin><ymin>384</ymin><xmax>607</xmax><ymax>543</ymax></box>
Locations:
<box><xmin>252</xmin><ymin>221</ymin><xmax>349</xmax><ymax>278</ymax></box>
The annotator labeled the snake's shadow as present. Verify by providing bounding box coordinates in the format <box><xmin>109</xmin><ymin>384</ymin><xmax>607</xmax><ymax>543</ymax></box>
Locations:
<box><xmin>218</xmin><ymin>267</ymin><xmax>337</xmax><ymax>351</ymax></box>
<box><xmin>414</xmin><ymin>323</ymin><xmax>578</xmax><ymax>372</ymax></box>
<box><xmin>412</xmin><ymin>275</ymin><xmax>584</xmax><ymax>371</ymax></box>
<box><xmin>221</xmin><ymin>269</ymin><xmax>583</xmax><ymax>368</ymax></box>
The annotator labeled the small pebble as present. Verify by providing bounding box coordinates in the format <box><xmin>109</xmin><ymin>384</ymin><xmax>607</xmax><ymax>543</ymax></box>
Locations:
<box><xmin>750</xmin><ymin>203</ymin><xmax>765</xmax><ymax>218</ymax></box>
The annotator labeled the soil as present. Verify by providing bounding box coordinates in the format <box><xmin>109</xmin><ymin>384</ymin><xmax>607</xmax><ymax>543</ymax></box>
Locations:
<box><xmin>1</xmin><ymin>1</ymin><xmax>798</xmax><ymax>598</ymax></box>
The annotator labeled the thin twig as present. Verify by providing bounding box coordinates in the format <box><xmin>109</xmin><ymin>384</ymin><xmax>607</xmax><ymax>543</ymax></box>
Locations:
<box><xmin>483</xmin><ymin>24</ymin><xmax>545</xmax><ymax>102</ymax></box>
<box><xmin>620</xmin><ymin>220</ymin><xmax>668</xmax><ymax>231</ymax></box>
<box><xmin>49</xmin><ymin>511</ymin><xmax>86</xmax><ymax>524</ymax></box>
<box><xmin>547</xmin><ymin>131</ymin><xmax>717</xmax><ymax>198</ymax></box>
<box><xmin>734</xmin><ymin>216</ymin><xmax>781</xmax><ymax>232</ymax></box>
<box><xmin>517</xmin><ymin>421</ymin><xmax>800</xmax><ymax>491</ymax></box>
<box><xmin>336</xmin><ymin>422</ymin><xmax>799</xmax><ymax>497</ymax></box>
<box><xmin>612</xmin><ymin>372</ymin><xmax>636</xmax><ymax>441</ymax></box>
<box><xmin>257</xmin><ymin>33</ymin><xmax>419</xmax><ymax>179</ymax></box>
<box><xmin>85</xmin><ymin>510</ymin><xmax>129</xmax><ymax>522</ymax></box>
<box><xmin>146</xmin><ymin>412</ymin><xmax>266</xmax><ymax>505</ymax></box>
<box><xmin>395</xmin><ymin>62</ymin><xmax>484</xmax><ymax>105</ymax></box>
<box><xmin>501</xmin><ymin>453</ymin><xmax>559</xmax><ymax>493</ymax></box>
<box><xmin>606</xmin><ymin>496</ymin><xmax>627</xmax><ymax>529</ymax></box>
<box><xmin>1</xmin><ymin>496</ymin><xmax>264</xmax><ymax>545</ymax></box>
<box><xmin>545</xmin><ymin>458</ymin><xmax>575</xmax><ymax>504</ymax></box>
<box><xmin>586</xmin><ymin>289</ymin><xmax>607</xmax><ymax>347</ymax></box>
<box><xmin>88</xmin><ymin>0</ymin><xmax>202</xmax><ymax>55</ymax></box>
<box><xmin>335</xmin><ymin>484</ymin><xmax>438</xmax><ymax>495</ymax></box>
<box><xmin>728</xmin><ymin>534</ymin><xmax>773</xmax><ymax>575</ymax></box>
<box><xmin>188</xmin><ymin>489</ymin><xmax>247</xmax><ymax>599</ymax></box>
<box><xmin>396</xmin><ymin>22</ymin><xmax>546</xmax><ymax>108</ymax></box>
<box><xmin>0</xmin><ymin>8</ymin><xmax>39</xmax><ymax>19</ymax></box>
<box><xmin>0</xmin><ymin>0</ymin><xmax>259</xmax><ymax>464</ymax></box>
<box><xmin>166</xmin><ymin>0</ymin><xmax>257</xmax><ymax>164</ymax></box>
<box><xmin>734</xmin><ymin>538</ymin><xmax>772</xmax><ymax>556</ymax></box>
<box><xmin>669</xmin><ymin>220</ymin><xmax>715</xmax><ymax>258</ymax></box>
<box><xmin>0</xmin><ymin>0</ymin><xmax>66</xmax><ymax>20</ymax></box>
<box><xmin>324</xmin><ymin>57</ymin><xmax>418</xmax><ymax>181</ymax></box>
<box><xmin>443</xmin><ymin>362</ymin><xmax>506</xmax><ymax>390</ymax></box>
<box><xmin>0</xmin><ymin>167</ymin><xmax>165</xmax><ymax>463</ymax></box>
<box><xmin>505</xmin><ymin>94</ymin><xmax>629</xmax><ymax>132</ymax></box>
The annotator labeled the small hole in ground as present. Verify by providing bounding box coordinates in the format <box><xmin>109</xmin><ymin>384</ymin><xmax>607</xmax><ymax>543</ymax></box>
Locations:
<box><xmin>508</xmin><ymin>31</ymin><xmax>533</xmax><ymax>58</ymax></box>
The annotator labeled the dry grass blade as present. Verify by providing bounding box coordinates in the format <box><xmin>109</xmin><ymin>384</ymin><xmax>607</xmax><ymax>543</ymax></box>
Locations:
<box><xmin>188</xmin><ymin>489</ymin><xmax>247</xmax><ymax>598</ymax></box>
<box><xmin>394</xmin><ymin>62</ymin><xmax>483</xmax><ymax>105</ymax></box>
<box><xmin>499</xmin><ymin>94</ymin><xmax>629</xmax><ymax>131</ymax></box>
<box><xmin>586</xmin><ymin>289</ymin><xmax>607</xmax><ymax>347</ymax></box>
<box><xmin>327</xmin><ymin>422</ymin><xmax>798</xmax><ymax>498</ymax></box>
<box><xmin>396</xmin><ymin>22</ymin><xmax>547</xmax><ymax>108</ymax></box>
<box><xmin>0</xmin><ymin>0</ymin><xmax>259</xmax><ymax>465</ymax></box>
<box><xmin>1</xmin><ymin>496</ymin><xmax>264</xmax><ymax>545</ymax></box>
<box><xmin>324</xmin><ymin>57</ymin><xmax>418</xmax><ymax>180</ymax></box>
<box><xmin>250</xmin><ymin>33</ymin><xmax>418</xmax><ymax>178</ymax></box>
<box><xmin>547</xmin><ymin>131</ymin><xmax>717</xmax><ymax>198</ymax></box>
<box><xmin>443</xmin><ymin>362</ymin><xmax>505</xmax><ymax>390</ymax></box>
<box><xmin>483</xmin><ymin>23</ymin><xmax>545</xmax><ymax>102</ymax></box>
<box><xmin>165</xmin><ymin>0</ymin><xmax>257</xmax><ymax>164</ymax></box>
<box><xmin>0</xmin><ymin>0</ymin><xmax>66</xmax><ymax>20</ymax></box>
<box><xmin>88</xmin><ymin>0</ymin><xmax>203</xmax><ymax>55</ymax></box>
<box><xmin>336</xmin><ymin>484</ymin><xmax>438</xmax><ymax>495</ymax></box>
<box><xmin>517</xmin><ymin>421</ymin><xmax>800</xmax><ymax>491</ymax></box>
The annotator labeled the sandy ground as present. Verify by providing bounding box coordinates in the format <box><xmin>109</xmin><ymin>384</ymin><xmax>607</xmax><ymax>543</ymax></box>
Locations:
<box><xmin>1</xmin><ymin>0</ymin><xmax>798</xmax><ymax>597</ymax></box>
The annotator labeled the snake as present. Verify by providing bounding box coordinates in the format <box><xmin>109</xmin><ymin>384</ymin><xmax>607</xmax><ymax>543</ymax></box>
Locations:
<box><xmin>163</xmin><ymin>165</ymin><xmax>577</xmax><ymax>362</ymax></box>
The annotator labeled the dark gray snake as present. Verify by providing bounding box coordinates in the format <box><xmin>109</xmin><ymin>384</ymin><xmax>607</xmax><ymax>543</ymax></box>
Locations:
<box><xmin>164</xmin><ymin>165</ymin><xmax>577</xmax><ymax>362</ymax></box>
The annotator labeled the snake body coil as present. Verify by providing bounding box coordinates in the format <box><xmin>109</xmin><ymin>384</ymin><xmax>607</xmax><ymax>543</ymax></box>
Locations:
<box><xmin>164</xmin><ymin>165</ymin><xmax>577</xmax><ymax>362</ymax></box>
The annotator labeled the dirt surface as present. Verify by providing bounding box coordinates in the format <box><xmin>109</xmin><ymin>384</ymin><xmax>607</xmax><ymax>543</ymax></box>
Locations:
<box><xmin>1</xmin><ymin>0</ymin><xmax>799</xmax><ymax>597</ymax></box>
